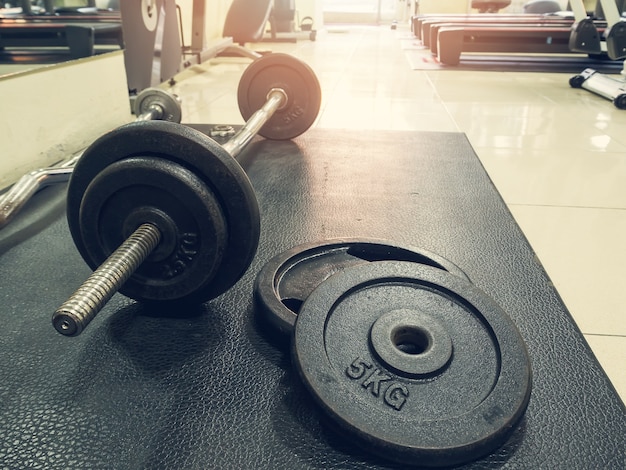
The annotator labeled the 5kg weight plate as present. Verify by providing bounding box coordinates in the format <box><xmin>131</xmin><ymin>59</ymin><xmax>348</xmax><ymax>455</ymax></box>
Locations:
<box><xmin>78</xmin><ymin>156</ymin><xmax>227</xmax><ymax>302</ymax></box>
<box><xmin>67</xmin><ymin>120</ymin><xmax>260</xmax><ymax>303</ymax></box>
<box><xmin>255</xmin><ymin>239</ymin><xmax>469</xmax><ymax>335</ymax></box>
<box><xmin>293</xmin><ymin>261</ymin><xmax>531</xmax><ymax>467</ymax></box>
<box><xmin>237</xmin><ymin>53</ymin><xmax>321</xmax><ymax>140</ymax></box>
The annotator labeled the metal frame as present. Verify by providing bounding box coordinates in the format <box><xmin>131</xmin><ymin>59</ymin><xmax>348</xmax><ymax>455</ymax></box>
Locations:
<box><xmin>436</xmin><ymin>24</ymin><xmax>575</xmax><ymax>65</ymax></box>
<box><xmin>569</xmin><ymin>0</ymin><xmax>626</xmax><ymax>107</ymax></box>
<box><xmin>121</xmin><ymin>0</ymin><xmax>261</xmax><ymax>93</ymax></box>
<box><xmin>427</xmin><ymin>19</ymin><xmax>604</xmax><ymax>52</ymax></box>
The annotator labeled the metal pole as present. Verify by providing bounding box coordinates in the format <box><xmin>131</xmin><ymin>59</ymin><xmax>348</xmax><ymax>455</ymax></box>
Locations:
<box><xmin>222</xmin><ymin>89</ymin><xmax>287</xmax><ymax>158</ymax></box>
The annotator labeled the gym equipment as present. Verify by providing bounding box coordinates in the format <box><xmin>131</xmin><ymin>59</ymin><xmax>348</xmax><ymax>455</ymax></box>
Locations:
<box><xmin>0</xmin><ymin>4</ymin><xmax>120</xmax><ymax>20</ymax></box>
<box><xmin>412</xmin><ymin>12</ymin><xmax>575</xmax><ymax>41</ymax></box>
<box><xmin>271</xmin><ymin>0</ymin><xmax>295</xmax><ymax>34</ymax></box>
<box><xmin>596</xmin><ymin>0</ymin><xmax>626</xmax><ymax>19</ymax></box>
<box><xmin>300</xmin><ymin>16</ymin><xmax>314</xmax><ymax>32</ymax></box>
<box><xmin>0</xmin><ymin>87</ymin><xmax>182</xmax><ymax>230</ymax></box>
<box><xmin>254</xmin><ymin>239</ymin><xmax>470</xmax><ymax>336</ymax></box>
<box><xmin>570</xmin><ymin>66</ymin><xmax>626</xmax><ymax>107</ymax></box>
<box><xmin>236</xmin><ymin>53</ymin><xmax>321</xmax><ymax>140</ymax></box>
<box><xmin>20</xmin><ymin>0</ymin><xmax>96</xmax><ymax>15</ymax></box>
<box><xmin>436</xmin><ymin>24</ymin><xmax>576</xmax><ymax>65</ymax></box>
<box><xmin>223</xmin><ymin>0</ymin><xmax>272</xmax><ymax>45</ymax></box>
<box><xmin>120</xmin><ymin>0</ymin><xmax>183</xmax><ymax>92</ymax></box>
<box><xmin>425</xmin><ymin>18</ymin><xmax>599</xmax><ymax>54</ymax></box>
<box><xmin>472</xmin><ymin>1</ymin><xmax>512</xmax><ymax>13</ymax></box>
<box><xmin>292</xmin><ymin>261</ymin><xmax>531</xmax><ymax>467</ymax></box>
<box><xmin>523</xmin><ymin>0</ymin><xmax>561</xmax><ymax>13</ymax></box>
<box><xmin>569</xmin><ymin>0</ymin><xmax>626</xmax><ymax>59</ymax></box>
<box><xmin>413</xmin><ymin>12</ymin><xmax>614</xmax><ymax>64</ymax></box>
<box><xmin>570</xmin><ymin>0</ymin><xmax>626</xmax><ymax>60</ymax></box>
<box><xmin>223</xmin><ymin>0</ymin><xmax>315</xmax><ymax>45</ymax></box>
<box><xmin>52</xmin><ymin>53</ymin><xmax>322</xmax><ymax>336</ymax></box>
<box><xmin>121</xmin><ymin>0</ymin><xmax>256</xmax><ymax>95</ymax></box>
<box><xmin>413</xmin><ymin>1</ymin><xmax>625</xmax><ymax>67</ymax></box>
<box><xmin>0</xmin><ymin>19</ymin><xmax>123</xmax><ymax>59</ymax></box>
<box><xmin>417</xmin><ymin>15</ymin><xmax>587</xmax><ymax>55</ymax></box>
<box><xmin>0</xmin><ymin>1</ymin><xmax>121</xmax><ymax>59</ymax></box>
<box><xmin>2</xmin><ymin>125</ymin><xmax>624</xmax><ymax>469</ymax></box>
<box><xmin>570</xmin><ymin>0</ymin><xmax>626</xmax><ymax>106</ymax></box>
<box><xmin>417</xmin><ymin>15</ymin><xmax>595</xmax><ymax>50</ymax></box>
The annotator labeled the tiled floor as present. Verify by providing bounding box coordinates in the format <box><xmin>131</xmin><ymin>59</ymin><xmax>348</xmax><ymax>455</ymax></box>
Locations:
<box><xmin>166</xmin><ymin>24</ymin><xmax>625</xmax><ymax>404</ymax></box>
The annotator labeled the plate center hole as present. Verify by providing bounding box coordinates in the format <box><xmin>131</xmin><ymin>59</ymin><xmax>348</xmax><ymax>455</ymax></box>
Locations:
<box><xmin>392</xmin><ymin>326</ymin><xmax>431</xmax><ymax>355</ymax></box>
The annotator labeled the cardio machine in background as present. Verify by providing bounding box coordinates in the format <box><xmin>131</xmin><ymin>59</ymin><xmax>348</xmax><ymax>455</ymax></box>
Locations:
<box><xmin>569</xmin><ymin>0</ymin><xmax>626</xmax><ymax>108</ymax></box>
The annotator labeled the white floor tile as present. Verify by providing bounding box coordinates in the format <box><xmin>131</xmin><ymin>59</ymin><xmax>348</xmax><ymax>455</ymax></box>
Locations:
<box><xmin>584</xmin><ymin>335</ymin><xmax>626</xmax><ymax>404</ymax></box>
<box><xmin>509</xmin><ymin>205</ymin><xmax>626</xmax><ymax>337</ymax></box>
<box><xmin>477</xmin><ymin>147</ymin><xmax>626</xmax><ymax>208</ymax></box>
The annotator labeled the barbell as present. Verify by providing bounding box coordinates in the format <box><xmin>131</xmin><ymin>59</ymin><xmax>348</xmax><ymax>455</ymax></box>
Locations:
<box><xmin>52</xmin><ymin>52</ymin><xmax>322</xmax><ymax>336</ymax></box>
<box><xmin>0</xmin><ymin>87</ymin><xmax>181</xmax><ymax>229</ymax></box>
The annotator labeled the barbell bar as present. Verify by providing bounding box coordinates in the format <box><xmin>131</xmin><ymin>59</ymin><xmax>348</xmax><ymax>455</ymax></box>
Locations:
<box><xmin>52</xmin><ymin>52</ymin><xmax>322</xmax><ymax>336</ymax></box>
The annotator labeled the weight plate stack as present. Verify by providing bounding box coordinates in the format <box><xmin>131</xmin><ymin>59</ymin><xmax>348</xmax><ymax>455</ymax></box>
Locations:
<box><xmin>67</xmin><ymin>120</ymin><xmax>260</xmax><ymax>303</ymax></box>
<box><xmin>255</xmin><ymin>238</ymin><xmax>470</xmax><ymax>336</ymax></box>
<box><xmin>286</xmin><ymin>260</ymin><xmax>531</xmax><ymax>467</ymax></box>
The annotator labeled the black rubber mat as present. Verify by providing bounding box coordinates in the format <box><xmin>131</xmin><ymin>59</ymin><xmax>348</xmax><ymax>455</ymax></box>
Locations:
<box><xmin>0</xmin><ymin>127</ymin><xmax>623</xmax><ymax>469</ymax></box>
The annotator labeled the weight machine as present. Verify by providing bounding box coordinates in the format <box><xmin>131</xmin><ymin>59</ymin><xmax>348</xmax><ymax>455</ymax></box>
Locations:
<box><xmin>120</xmin><ymin>0</ymin><xmax>261</xmax><ymax>94</ymax></box>
<box><xmin>0</xmin><ymin>1</ymin><xmax>123</xmax><ymax>60</ymax></box>
<box><xmin>410</xmin><ymin>1</ymin><xmax>625</xmax><ymax>69</ymax></box>
<box><xmin>569</xmin><ymin>0</ymin><xmax>626</xmax><ymax>108</ymax></box>
<box><xmin>122</xmin><ymin>0</ymin><xmax>314</xmax><ymax>94</ymax></box>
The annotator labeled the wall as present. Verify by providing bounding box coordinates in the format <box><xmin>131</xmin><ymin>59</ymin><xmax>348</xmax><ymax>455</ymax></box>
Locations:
<box><xmin>296</xmin><ymin>0</ymin><xmax>324</xmax><ymax>30</ymax></box>
<box><xmin>418</xmin><ymin>0</ymin><xmax>471</xmax><ymax>14</ymax></box>
<box><xmin>0</xmin><ymin>52</ymin><xmax>131</xmax><ymax>189</ymax></box>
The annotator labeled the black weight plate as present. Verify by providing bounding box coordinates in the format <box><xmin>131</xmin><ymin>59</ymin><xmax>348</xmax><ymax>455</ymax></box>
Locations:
<box><xmin>293</xmin><ymin>261</ymin><xmax>531</xmax><ymax>468</ymax></box>
<box><xmin>78</xmin><ymin>156</ymin><xmax>227</xmax><ymax>302</ymax></box>
<box><xmin>254</xmin><ymin>238</ymin><xmax>470</xmax><ymax>336</ymax></box>
<box><xmin>614</xmin><ymin>93</ymin><xmax>626</xmax><ymax>110</ymax></box>
<box><xmin>237</xmin><ymin>53</ymin><xmax>321</xmax><ymax>140</ymax></box>
<box><xmin>67</xmin><ymin>120</ymin><xmax>260</xmax><ymax>303</ymax></box>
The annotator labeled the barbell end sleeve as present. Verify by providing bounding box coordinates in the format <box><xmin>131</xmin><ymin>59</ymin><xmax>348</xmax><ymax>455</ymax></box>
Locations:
<box><xmin>52</xmin><ymin>223</ymin><xmax>162</xmax><ymax>336</ymax></box>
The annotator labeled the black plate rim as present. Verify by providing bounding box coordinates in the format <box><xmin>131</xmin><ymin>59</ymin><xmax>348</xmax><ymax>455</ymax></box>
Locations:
<box><xmin>292</xmin><ymin>260</ymin><xmax>532</xmax><ymax>467</ymax></box>
<box><xmin>254</xmin><ymin>238</ymin><xmax>470</xmax><ymax>336</ymax></box>
<box><xmin>67</xmin><ymin>120</ymin><xmax>260</xmax><ymax>303</ymax></box>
